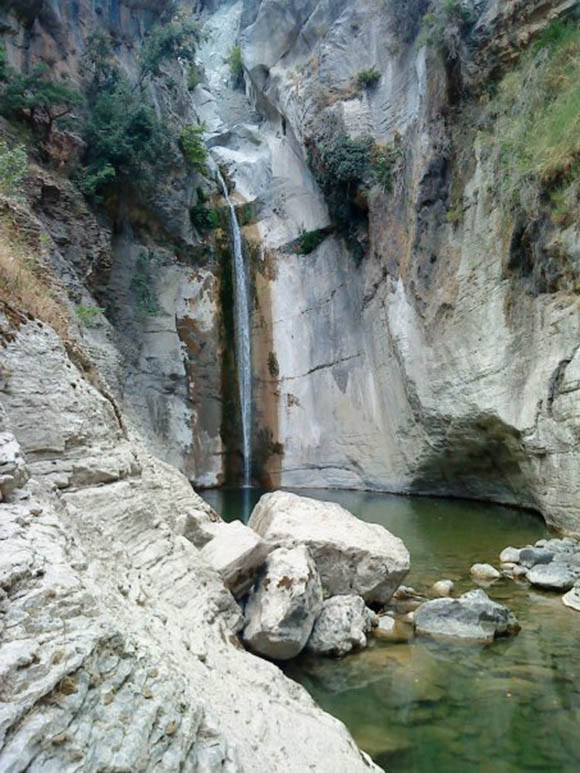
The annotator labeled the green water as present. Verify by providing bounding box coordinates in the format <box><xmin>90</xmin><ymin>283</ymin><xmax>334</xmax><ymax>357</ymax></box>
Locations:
<box><xmin>201</xmin><ymin>488</ymin><xmax>580</xmax><ymax>773</ymax></box>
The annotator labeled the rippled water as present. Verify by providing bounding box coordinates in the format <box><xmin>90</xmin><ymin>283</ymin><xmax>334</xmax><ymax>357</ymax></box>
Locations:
<box><xmin>201</xmin><ymin>488</ymin><xmax>580</xmax><ymax>773</ymax></box>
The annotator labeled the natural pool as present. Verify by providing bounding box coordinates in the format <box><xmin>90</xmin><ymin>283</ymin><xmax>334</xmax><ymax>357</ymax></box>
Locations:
<box><xmin>201</xmin><ymin>488</ymin><xmax>580</xmax><ymax>773</ymax></box>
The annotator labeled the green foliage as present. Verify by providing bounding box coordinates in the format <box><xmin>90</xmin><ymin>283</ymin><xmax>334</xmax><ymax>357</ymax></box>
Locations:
<box><xmin>82</xmin><ymin>79</ymin><xmax>169</xmax><ymax>198</ymax></box>
<box><xmin>0</xmin><ymin>64</ymin><xmax>83</xmax><ymax>139</ymax></box>
<box><xmin>298</xmin><ymin>228</ymin><xmax>327</xmax><ymax>255</ymax></box>
<box><xmin>486</xmin><ymin>17</ymin><xmax>580</xmax><ymax>221</ymax></box>
<box><xmin>0</xmin><ymin>140</ymin><xmax>28</xmax><ymax>195</ymax></box>
<box><xmin>372</xmin><ymin>138</ymin><xmax>402</xmax><ymax>192</ymax></box>
<box><xmin>191</xmin><ymin>203</ymin><xmax>221</xmax><ymax>231</ymax></box>
<box><xmin>228</xmin><ymin>45</ymin><xmax>244</xmax><ymax>89</ymax></box>
<box><xmin>75</xmin><ymin>305</ymin><xmax>104</xmax><ymax>327</ymax></box>
<box><xmin>131</xmin><ymin>252</ymin><xmax>163</xmax><ymax>316</ymax></box>
<box><xmin>356</xmin><ymin>67</ymin><xmax>381</xmax><ymax>88</ymax></box>
<box><xmin>81</xmin><ymin>30</ymin><xmax>119</xmax><ymax>92</ymax></box>
<box><xmin>179</xmin><ymin>124</ymin><xmax>208</xmax><ymax>173</ymax></box>
<box><xmin>139</xmin><ymin>16</ymin><xmax>201</xmax><ymax>83</ymax></box>
<box><xmin>445</xmin><ymin>207</ymin><xmax>462</xmax><ymax>225</ymax></box>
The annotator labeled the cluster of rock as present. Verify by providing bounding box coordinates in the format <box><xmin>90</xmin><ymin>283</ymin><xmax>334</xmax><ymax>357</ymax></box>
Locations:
<box><xmin>499</xmin><ymin>538</ymin><xmax>580</xmax><ymax>610</ymax></box>
<box><xmin>202</xmin><ymin>491</ymin><xmax>411</xmax><ymax>660</ymax></box>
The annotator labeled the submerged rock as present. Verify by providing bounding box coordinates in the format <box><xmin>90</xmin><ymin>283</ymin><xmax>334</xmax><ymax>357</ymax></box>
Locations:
<box><xmin>414</xmin><ymin>589</ymin><xmax>520</xmax><ymax>642</ymax></box>
<box><xmin>249</xmin><ymin>491</ymin><xmax>410</xmax><ymax>604</ymax></box>
<box><xmin>243</xmin><ymin>545</ymin><xmax>323</xmax><ymax>660</ymax></box>
<box><xmin>306</xmin><ymin>595</ymin><xmax>377</xmax><ymax>657</ymax></box>
<box><xmin>470</xmin><ymin>563</ymin><xmax>501</xmax><ymax>582</ymax></box>
<box><xmin>200</xmin><ymin>520</ymin><xmax>270</xmax><ymax>598</ymax></box>
<box><xmin>432</xmin><ymin>579</ymin><xmax>454</xmax><ymax>597</ymax></box>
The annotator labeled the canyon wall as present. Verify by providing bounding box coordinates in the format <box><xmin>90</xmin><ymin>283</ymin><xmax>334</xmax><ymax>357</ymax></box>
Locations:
<box><xmin>213</xmin><ymin>0</ymin><xmax>579</xmax><ymax>533</ymax></box>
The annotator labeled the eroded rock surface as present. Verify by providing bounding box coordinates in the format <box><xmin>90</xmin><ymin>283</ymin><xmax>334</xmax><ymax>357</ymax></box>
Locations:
<box><xmin>249</xmin><ymin>491</ymin><xmax>410</xmax><ymax>604</ymax></box>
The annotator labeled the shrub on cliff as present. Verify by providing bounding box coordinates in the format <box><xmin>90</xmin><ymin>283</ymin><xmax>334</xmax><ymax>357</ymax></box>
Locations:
<box><xmin>179</xmin><ymin>124</ymin><xmax>208</xmax><ymax>173</ymax></box>
<box><xmin>356</xmin><ymin>68</ymin><xmax>381</xmax><ymax>89</ymax></box>
<box><xmin>0</xmin><ymin>64</ymin><xmax>83</xmax><ymax>141</ymax></box>
<box><xmin>81</xmin><ymin>80</ymin><xmax>169</xmax><ymax>199</ymax></box>
<box><xmin>228</xmin><ymin>45</ymin><xmax>244</xmax><ymax>89</ymax></box>
<box><xmin>139</xmin><ymin>16</ymin><xmax>202</xmax><ymax>86</ymax></box>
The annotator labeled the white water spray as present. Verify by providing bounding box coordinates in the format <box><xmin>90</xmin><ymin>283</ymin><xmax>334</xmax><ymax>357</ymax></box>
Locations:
<box><xmin>217</xmin><ymin>171</ymin><xmax>252</xmax><ymax>486</ymax></box>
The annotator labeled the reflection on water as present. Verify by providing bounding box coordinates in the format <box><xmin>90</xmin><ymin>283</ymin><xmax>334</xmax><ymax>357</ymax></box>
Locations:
<box><xmin>201</xmin><ymin>488</ymin><xmax>580</xmax><ymax>773</ymax></box>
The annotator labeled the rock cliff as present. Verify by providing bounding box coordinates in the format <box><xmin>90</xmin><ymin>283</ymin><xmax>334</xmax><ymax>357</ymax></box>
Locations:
<box><xmin>213</xmin><ymin>0</ymin><xmax>580</xmax><ymax>533</ymax></box>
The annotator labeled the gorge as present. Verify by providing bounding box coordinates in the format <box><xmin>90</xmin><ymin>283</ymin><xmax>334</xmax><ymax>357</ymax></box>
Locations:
<box><xmin>0</xmin><ymin>0</ymin><xmax>579</xmax><ymax>770</ymax></box>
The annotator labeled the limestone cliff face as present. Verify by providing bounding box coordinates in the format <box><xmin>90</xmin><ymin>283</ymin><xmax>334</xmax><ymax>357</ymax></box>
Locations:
<box><xmin>198</xmin><ymin>0</ymin><xmax>580</xmax><ymax>532</ymax></box>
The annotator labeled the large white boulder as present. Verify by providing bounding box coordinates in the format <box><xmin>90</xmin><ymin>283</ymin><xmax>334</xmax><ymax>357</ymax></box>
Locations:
<box><xmin>306</xmin><ymin>595</ymin><xmax>378</xmax><ymax>657</ymax></box>
<box><xmin>201</xmin><ymin>520</ymin><xmax>270</xmax><ymax>598</ymax></box>
<box><xmin>249</xmin><ymin>491</ymin><xmax>410</xmax><ymax>604</ymax></box>
<box><xmin>243</xmin><ymin>545</ymin><xmax>323</xmax><ymax>660</ymax></box>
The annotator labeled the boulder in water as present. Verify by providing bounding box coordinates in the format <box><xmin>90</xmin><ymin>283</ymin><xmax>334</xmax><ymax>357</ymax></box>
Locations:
<box><xmin>414</xmin><ymin>589</ymin><xmax>520</xmax><ymax>642</ymax></box>
<box><xmin>306</xmin><ymin>595</ymin><xmax>377</xmax><ymax>657</ymax></box>
<box><xmin>248</xmin><ymin>491</ymin><xmax>410</xmax><ymax>604</ymax></box>
<box><xmin>526</xmin><ymin>562</ymin><xmax>578</xmax><ymax>591</ymax></box>
<box><xmin>243</xmin><ymin>545</ymin><xmax>322</xmax><ymax>660</ymax></box>
<box><xmin>432</xmin><ymin>579</ymin><xmax>454</xmax><ymax>597</ymax></box>
<box><xmin>470</xmin><ymin>563</ymin><xmax>501</xmax><ymax>582</ymax></box>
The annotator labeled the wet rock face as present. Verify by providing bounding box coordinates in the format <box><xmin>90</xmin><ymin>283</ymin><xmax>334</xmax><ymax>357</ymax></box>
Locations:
<box><xmin>249</xmin><ymin>491</ymin><xmax>410</xmax><ymax>604</ymax></box>
<box><xmin>414</xmin><ymin>589</ymin><xmax>521</xmax><ymax>643</ymax></box>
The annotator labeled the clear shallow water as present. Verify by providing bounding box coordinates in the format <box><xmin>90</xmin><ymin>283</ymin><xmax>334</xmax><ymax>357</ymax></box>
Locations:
<box><xmin>201</xmin><ymin>488</ymin><xmax>580</xmax><ymax>773</ymax></box>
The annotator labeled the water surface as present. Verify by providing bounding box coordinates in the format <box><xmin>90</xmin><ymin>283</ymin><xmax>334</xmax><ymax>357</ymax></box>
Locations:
<box><xmin>202</xmin><ymin>488</ymin><xmax>579</xmax><ymax>773</ymax></box>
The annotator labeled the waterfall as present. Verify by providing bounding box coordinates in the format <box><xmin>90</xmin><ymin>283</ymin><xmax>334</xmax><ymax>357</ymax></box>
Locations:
<box><xmin>216</xmin><ymin>171</ymin><xmax>253</xmax><ymax>487</ymax></box>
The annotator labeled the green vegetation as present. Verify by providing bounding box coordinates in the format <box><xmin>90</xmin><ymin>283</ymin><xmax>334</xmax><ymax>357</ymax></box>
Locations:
<box><xmin>372</xmin><ymin>138</ymin><xmax>402</xmax><ymax>192</ymax></box>
<box><xmin>79</xmin><ymin>17</ymin><xmax>205</xmax><ymax>200</ymax></box>
<box><xmin>356</xmin><ymin>67</ymin><xmax>381</xmax><ymax>89</ymax></box>
<box><xmin>191</xmin><ymin>203</ymin><xmax>221</xmax><ymax>231</ymax></box>
<box><xmin>0</xmin><ymin>62</ymin><xmax>83</xmax><ymax>141</ymax></box>
<box><xmin>139</xmin><ymin>16</ymin><xmax>201</xmax><ymax>85</ymax></box>
<box><xmin>75</xmin><ymin>305</ymin><xmax>104</xmax><ymax>327</ymax></box>
<box><xmin>486</xmin><ymin>17</ymin><xmax>580</xmax><ymax>222</ymax></box>
<box><xmin>81</xmin><ymin>80</ymin><xmax>169</xmax><ymax>199</ymax></box>
<box><xmin>179</xmin><ymin>124</ymin><xmax>208</xmax><ymax>173</ymax></box>
<box><xmin>228</xmin><ymin>45</ymin><xmax>244</xmax><ymax>89</ymax></box>
<box><xmin>298</xmin><ymin>228</ymin><xmax>327</xmax><ymax>255</ymax></box>
<box><xmin>0</xmin><ymin>140</ymin><xmax>28</xmax><ymax>195</ymax></box>
<box><xmin>445</xmin><ymin>207</ymin><xmax>462</xmax><ymax>225</ymax></box>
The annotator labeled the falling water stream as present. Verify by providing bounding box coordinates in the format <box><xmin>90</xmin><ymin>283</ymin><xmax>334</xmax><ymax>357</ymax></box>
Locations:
<box><xmin>217</xmin><ymin>171</ymin><xmax>252</xmax><ymax>486</ymax></box>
